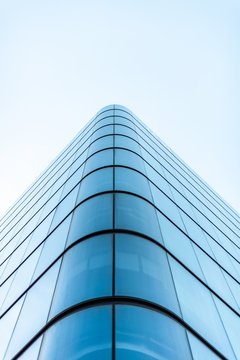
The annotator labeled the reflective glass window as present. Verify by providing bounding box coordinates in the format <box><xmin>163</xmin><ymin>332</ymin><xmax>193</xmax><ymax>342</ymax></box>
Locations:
<box><xmin>49</xmin><ymin>186</ymin><xmax>79</xmax><ymax>231</ymax></box>
<box><xmin>115</xmin><ymin>135</ymin><xmax>141</xmax><ymax>154</ymax></box>
<box><xmin>215</xmin><ymin>297</ymin><xmax>240</xmax><ymax>359</ymax></box>
<box><xmin>32</xmin><ymin>215</ymin><xmax>72</xmax><ymax>281</ymax></box>
<box><xmin>50</xmin><ymin>235</ymin><xmax>112</xmax><ymax>318</ymax></box>
<box><xmin>4</xmin><ymin>262</ymin><xmax>60</xmax><ymax>360</ymax></box>
<box><xmin>115</xmin><ymin>149</ymin><xmax>146</xmax><ymax>175</ymax></box>
<box><xmin>91</xmin><ymin>125</ymin><xmax>113</xmax><ymax>141</ymax></box>
<box><xmin>187</xmin><ymin>332</ymin><xmax>223</xmax><ymax>360</ymax></box>
<box><xmin>0</xmin><ymin>298</ymin><xmax>24</xmax><ymax>359</ymax></box>
<box><xmin>1</xmin><ymin>247</ymin><xmax>42</xmax><ymax>314</ymax></box>
<box><xmin>115</xmin><ymin>234</ymin><xmax>180</xmax><ymax>314</ymax></box>
<box><xmin>39</xmin><ymin>306</ymin><xmax>112</xmax><ymax>360</ymax></box>
<box><xmin>115</xmin><ymin>124</ymin><xmax>137</xmax><ymax>140</ymax></box>
<box><xmin>88</xmin><ymin>135</ymin><xmax>113</xmax><ymax>155</ymax></box>
<box><xmin>151</xmin><ymin>185</ymin><xmax>184</xmax><ymax>230</ymax></box>
<box><xmin>170</xmin><ymin>259</ymin><xmax>235</xmax><ymax>359</ymax></box>
<box><xmin>194</xmin><ymin>245</ymin><xmax>238</xmax><ymax>311</ymax></box>
<box><xmin>78</xmin><ymin>167</ymin><xmax>113</xmax><ymax>203</ymax></box>
<box><xmin>115</xmin><ymin>168</ymin><xmax>152</xmax><ymax>200</ymax></box>
<box><xmin>84</xmin><ymin>149</ymin><xmax>113</xmax><ymax>174</ymax></box>
<box><xmin>67</xmin><ymin>194</ymin><xmax>113</xmax><ymax>246</ymax></box>
<box><xmin>158</xmin><ymin>212</ymin><xmax>203</xmax><ymax>279</ymax></box>
<box><xmin>115</xmin><ymin>194</ymin><xmax>162</xmax><ymax>243</ymax></box>
<box><xmin>116</xmin><ymin>305</ymin><xmax>192</xmax><ymax>360</ymax></box>
<box><xmin>18</xmin><ymin>337</ymin><xmax>42</xmax><ymax>360</ymax></box>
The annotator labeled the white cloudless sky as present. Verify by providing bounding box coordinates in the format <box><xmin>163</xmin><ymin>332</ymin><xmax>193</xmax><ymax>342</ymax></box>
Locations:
<box><xmin>0</xmin><ymin>0</ymin><xmax>239</xmax><ymax>217</ymax></box>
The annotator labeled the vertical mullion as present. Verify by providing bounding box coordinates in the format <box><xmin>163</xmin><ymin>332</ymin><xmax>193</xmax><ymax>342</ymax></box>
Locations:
<box><xmin>112</xmin><ymin>105</ymin><xmax>116</xmax><ymax>360</ymax></box>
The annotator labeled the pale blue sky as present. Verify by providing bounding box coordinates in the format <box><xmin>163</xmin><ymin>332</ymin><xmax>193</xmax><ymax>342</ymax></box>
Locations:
<box><xmin>0</xmin><ymin>0</ymin><xmax>239</xmax><ymax>216</ymax></box>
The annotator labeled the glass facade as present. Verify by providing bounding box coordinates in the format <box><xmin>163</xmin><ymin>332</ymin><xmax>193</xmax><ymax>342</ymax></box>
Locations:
<box><xmin>0</xmin><ymin>105</ymin><xmax>240</xmax><ymax>359</ymax></box>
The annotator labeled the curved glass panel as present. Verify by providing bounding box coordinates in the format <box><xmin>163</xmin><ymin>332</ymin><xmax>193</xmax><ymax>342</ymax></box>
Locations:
<box><xmin>115</xmin><ymin>234</ymin><xmax>180</xmax><ymax>315</ymax></box>
<box><xmin>50</xmin><ymin>235</ymin><xmax>112</xmax><ymax>318</ymax></box>
<box><xmin>116</xmin><ymin>305</ymin><xmax>192</xmax><ymax>360</ymax></box>
<box><xmin>67</xmin><ymin>194</ymin><xmax>113</xmax><ymax>246</ymax></box>
<box><xmin>78</xmin><ymin>167</ymin><xmax>113</xmax><ymax>203</ymax></box>
<box><xmin>39</xmin><ymin>306</ymin><xmax>112</xmax><ymax>360</ymax></box>
<box><xmin>115</xmin><ymin>194</ymin><xmax>162</xmax><ymax>243</ymax></box>
<box><xmin>115</xmin><ymin>167</ymin><xmax>152</xmax><ymax>201</ymax></box>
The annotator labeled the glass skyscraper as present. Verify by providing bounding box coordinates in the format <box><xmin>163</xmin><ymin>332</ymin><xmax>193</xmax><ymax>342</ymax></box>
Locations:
<box><xmin>0</xmin><ymin>105</ymin><xmax>240</xmax><ymax>360</ymax></box>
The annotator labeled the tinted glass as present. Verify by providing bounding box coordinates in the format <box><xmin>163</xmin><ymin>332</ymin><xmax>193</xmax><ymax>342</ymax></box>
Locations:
<box><xmin>115</xmin><ymin>234</ymin><xmax>180</xmax><ymax>314</ymax></box>
<box><xmin>50</xmin><ymin>235</ymin><xmax>112</xmax><ymax>318</ymax></box>
<box><xmin>39</xmin><ymin>306</ymin><xmax>112</xmax><ymax>360</ymax></box>
<box><xmin>116</xmin><ymin>305</ymin><xmax>192</xmax><ymax>360</ymax></box>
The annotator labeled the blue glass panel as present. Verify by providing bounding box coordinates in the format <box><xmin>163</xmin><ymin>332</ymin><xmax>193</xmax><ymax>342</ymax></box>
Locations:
<box><xmin>115</xmin><ymin>194</ymin><xmax>162</xmax><ymax>243</ymax></box>
<box><xmin>215</xmin><ymin>297</ymin><xmax>240</xmax><ymax>359</ymax></box>
<box><xmin>115</xmin><ymin>168</ymin><xmax>152</xmax><ymax>200</ymax></box>
<box><xmin>187</xmin><ymin>332</ymin><xmax>222</xmax><ymax>360</ymax></box>
<box><xmin>116</xmin><ymin>305</ymin><xmax>192</xmax><ymax>359</ymax></box>
<box><xmin>49</xmin><ymin>186</ymin><xmax>79</xmax><ymax>231</ymax></box>
<box><xmin>84</xmin><ymin>149</ymin><xmax>113</xmax><ymax>174</ymax></box>
<box><xmin>158</xmin><ymin>211</ymin><xmax>204</xmax><ymax>279</ymax></box>
<box><xmin>115</xmin><ymin>149</ymin><xmax>146</xmax><ymax>175</ymax></box>
<box><xmin>18</xmin><ymin>337</ymin><xmax>42</xmax><ymax>360</ymax></box>
<box><xmin>115</xmin><ymin>125</ymin><xmax>137</xmax><ymax>139</ymax></box>
<box><xmin>151</xmin><ymin>185</ymin><xmax>184</xmax><ymax>230</ymax></box>
<box><xmin>4</xmin><ymin>262</ymin><xmax>60</xmax><ymax>359</ymax></box>
<box><xmin>67</xmin><ymin>194</ymin><xmax>113</xmax><ymax>246</ymax></box>
<box><xmin>39</xmin><ymin>306</ymin><xmax>112</xmax><ymax>360</ymax></box>
<box><xmin>32</xmin><ymin>215</ymin><xmax>72</xmax><ymax>281</ymax></box>
<box><xmin>88</xmin><ymin>135</ymin><xmax>113</xmax><ymax>155</ymax></box>
<box><xmin>91</xmin><ymin>125</ymin><xmax>113</xmax><ymax>141</ymax></box>
<box><xmin>50</xmin><ymin>235</ymin><xmax>112</xmax><ymax>318</ymax></box>
<box><xmin>194</xmin><ymin>245</ymin><xmax>238</xmax><ymax>311</ymax></box>
<box><xmin>1</xmin><ymin>247</ymin><xmax>42</xmax><ymax>314</ymax></box>
<box><xmin>115</xmin><ymin>234</ymin><xmax>180</xmax><ymax>314</ymax></box>
<box><xmin>180</xmin><ymin>211</ymin><xmax>214</xmax><ymax>255</ymax></box>
<box><xmin>0</xmin><ymin>298</ymin><xmax>24</xmax><ymax>359</ymax></box>
<box><xmin>115</xmin><ymin>135</ymin><xmax>141</xmax><ymax>154</ymax></box>
<box><xmin>78</xmin><ymin>167</ymin><xmax>113</xmax><ymax>203</ymax></box>
<box><xmin>170</xmin><ymin>258</ymin><xmax>235</xmax><ymax>359</ymax></box>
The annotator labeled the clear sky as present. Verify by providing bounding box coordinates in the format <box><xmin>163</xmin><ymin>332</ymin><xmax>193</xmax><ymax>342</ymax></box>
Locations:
<box><xmin>0</xmin><ymin>0</ymin><xmax>239</xmax><ymax>217</ymax></box>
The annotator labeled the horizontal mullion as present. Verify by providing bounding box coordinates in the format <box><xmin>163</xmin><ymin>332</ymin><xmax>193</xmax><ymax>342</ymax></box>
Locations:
<box><xmin>1</xmin><ymin>191</ymin><xmax>240</xmax><ymax>328</ymax></box>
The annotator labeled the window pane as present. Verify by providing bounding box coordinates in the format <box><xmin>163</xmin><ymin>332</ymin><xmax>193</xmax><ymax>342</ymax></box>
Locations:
<box><xmin>77</xmin><ymin>167</ymin><xmax>113</xmax><ymax>204</ymax></box>
<box><xmin>50</xmin><ymin>235</ymin><xmax>112</xmax><ymax>318</ymax></box>
<box><xmin>115</xmin><ymin>168</ymin><xmax>152</xmax><ymax>200</ymax></box>
<box><xmin>116</xmin><ymin>305</ymin><xmax>191</xmax><ymax>360</ymax></box>
<box><xmin>115</xmin><ymin>234</ymin><xmax>180</xmax><ymax>315</ymax></box>
<box><xmin>39</xmin><ymin>306</ymin><xmax>112</xmax><ymax>360</ymax></box>
<box><xmin>67</xmin><ymin>194</ymin><xmax>113</xmax><ymax>246</ymax></box>
<box><xmin>187</xmin><ymin>332</ymin><xmax>220</xmax><ymax>360</ymax></box>
<box><xmin>115</xmin><ymin>194</ymin><xmax>162</xmax><ymax>243</ymax></box>
<box><xmin>170</xmin><ymin>259</ymin><xmax>234</xmax><ymax>359</ymax></box>
<box><xmin>4</xmin><ymin>262</ymin><xmax>60</xmax><ymax>360</ymax></box>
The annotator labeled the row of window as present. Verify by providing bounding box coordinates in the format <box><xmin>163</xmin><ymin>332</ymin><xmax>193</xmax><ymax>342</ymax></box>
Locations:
<box><xmin>1</xmin><ymin>134</ymin><xmax>239</xmax><ymax>282</ymax></box>
<box><xmin>1</xmin><ymin>233</ymin><xmax>240</xmax><ymax>358</ymax></box>
<box><xmin>15</xmin><ymin>304</ymin><xmax>220</xmax><ymax>360</ymax></box>
<box><xmin>1</xmin><ymin>167</ymin><xmax>240</xmax><ymax>322</ymax></box>
<box><xmin>2</xmin><ymin>108</ymin><xmax>239</xmax><ymax>244</ymax></box>
<box><xmin>120</xmin><ymin>105</ymin><xmax>240</xmax><ymax>224</ymax></box>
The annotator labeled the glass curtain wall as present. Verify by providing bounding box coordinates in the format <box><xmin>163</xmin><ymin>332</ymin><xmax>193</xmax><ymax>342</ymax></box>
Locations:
<box><xmin>0</xmin><ymin>105</ymin><xmax>240</xmax><ymax>360</ymax></box>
